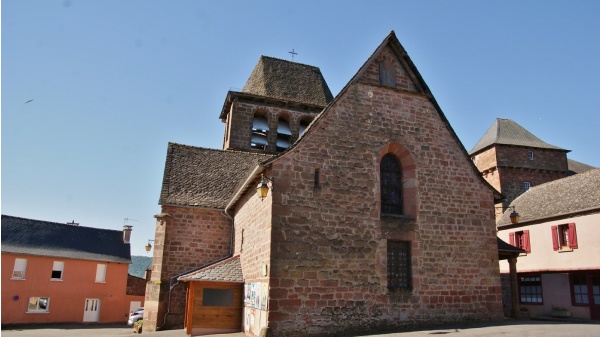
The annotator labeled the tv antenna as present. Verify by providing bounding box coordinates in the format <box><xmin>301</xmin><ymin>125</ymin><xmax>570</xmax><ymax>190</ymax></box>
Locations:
<box><xmin>124</xmin><ymin>218</ymin><xmax>138</xmax><ymax>226</ymax></box>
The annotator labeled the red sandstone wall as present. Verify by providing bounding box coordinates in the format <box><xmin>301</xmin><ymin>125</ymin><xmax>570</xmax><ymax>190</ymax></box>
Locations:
<box><xmin>473</xmin><ymin>146</ymin><xmax>568</xmax><ymax>209</ymax></box>
<box><xmin>254</xmin><ymin>45</ymin><xmax>503</xmax><ymax>336</ymax></box>
<box><xmin>223</xmin><ymin>100</ymin><xmax>318</xmax><ymax>153</ymax></box>
<box><xmin>143</xmin><ymin>207</ymin><xmax>232</xmax><ymax>331</ymax></box>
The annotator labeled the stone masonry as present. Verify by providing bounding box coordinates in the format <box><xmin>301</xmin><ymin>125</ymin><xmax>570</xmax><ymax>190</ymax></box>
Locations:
<box><xmin>231</xmin><ymin>40</ymin><xmax>503</xmax><ymax>336</ymax></box>
<box><xmin>143</xmin><ymin>207</ymin><xmax>232</xmax><ymax>331</ymax></box>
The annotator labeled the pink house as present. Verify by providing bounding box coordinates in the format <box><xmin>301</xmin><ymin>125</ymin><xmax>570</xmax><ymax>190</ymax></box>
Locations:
<box><xmin>1</xmin><ymin>215</ymin><xmax>145</xmax><ymax>325</ymax></box>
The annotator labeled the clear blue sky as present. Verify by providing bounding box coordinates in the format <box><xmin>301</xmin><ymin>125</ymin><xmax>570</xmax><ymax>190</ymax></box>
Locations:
<box><xmin>3</xmin><ymin>0</ymin><xmax>599</xmax><ymax>256</ymax></box>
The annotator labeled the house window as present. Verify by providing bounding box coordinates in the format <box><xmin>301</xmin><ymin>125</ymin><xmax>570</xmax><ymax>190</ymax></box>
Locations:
<box><xmin>572</xmin><ymin>274</ymin><xmax>589</xmax><ymax>305</ymax></box>
<box><xmin>528</xmin><ymin>151</ymin><xmax>534</xmax><ymax>160</ymax></box>
<box><xmin>95</xmin><ymin>264</ymin><xmax>107</xmax><ymax>283</ymax></box>
<box><xmin>12</xmin><ymin>258</ymin><xmax>27</xmax><ymax>279</ymax></box>
<box><xmin>551</xmin><ymin>223</ymin><xmax>578</xmax><ymax>251</ymax></box>
<box><xmin>519</xmin><ymin>275</ymin><xmax>543</xmax><ymax>304</ymax></box>
<box><xmin>51</xmin><ymin>261</ymin><xmax>64</xmax><ymax>280</ymax></box>
<box><xmin>524</xmin><ymin>182</ymin><xmax>531</xmax><ymax>191</ymax></box>
<box><xmin>28</xmin><ymin>297</ymin><xmax>50</xmax><ymax>312</ymax></box>
<box><xmin>387</xmin><ymin>240</ymin><xmax>411</xmax><ymax>289</ymax></box>
<box><xmin>509</xmin><ymin>230</ymin><xmax>531</xmax><ymax>253</ymax></box>
<box><xmin>250</xmin><ymin>114</ymin><xmax>269</xmax><ymax>150</ymax></box>
<box><xmin>381</xmin><ymin>154</ymin><xmax>403</xmax><ymax>215</ymax></box>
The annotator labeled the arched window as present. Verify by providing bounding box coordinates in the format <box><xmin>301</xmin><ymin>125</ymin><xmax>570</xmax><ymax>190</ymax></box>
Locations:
<box><xmin>251</xmin><ymin>114</ymin><xmax>269</xmax><ymax>150</ymax></box>
<box><xmin>381</xmin><ymin>153</ymin><xmax>402</xmax><ymax>214</ymax></box>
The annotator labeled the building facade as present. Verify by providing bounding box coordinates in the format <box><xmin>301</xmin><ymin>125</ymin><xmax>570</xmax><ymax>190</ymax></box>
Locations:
<box><xmin>1</xmin><ymin>215</ymin><xmax>144</xmax><ymax>325</ymax></box>
<box><xmin>148</xmin><ymin>31</ymin><xmax>505</xmax><ymax>336</ymax></box>
<box><xmin>497</xmin><ymin>169</ymin><xmax>600</xmax><ymax>320</ymax></box>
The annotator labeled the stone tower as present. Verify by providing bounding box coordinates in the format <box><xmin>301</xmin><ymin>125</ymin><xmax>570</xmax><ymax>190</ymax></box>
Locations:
<box><xmin>469</xmin><ymin>118</ymin><xmax>570</xmax><ymax>218</ymax></box>
<box><xmin>220</xmin><ymin>56</ymin><xmax>333</xmax><ymax>154</ymax></box>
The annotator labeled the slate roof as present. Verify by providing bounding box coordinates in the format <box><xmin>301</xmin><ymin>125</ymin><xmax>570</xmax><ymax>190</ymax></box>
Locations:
<box><xmin>159</xmin><ymin>143</ymin><xmax>273</xmax><ymax>208</ymax></box>
<box><xmin>178</xmin><ymin>255</ymin><xmax>243</xmax><ymax>283</ymax></box>
<box><xmin>1</xmin><ymin>215</ymin><xmax>131</xmax><ymax>263</ymax></box>
<box><xmin>498</xmin><ymin>168</ymin><xmax>600</xmax><ymax>226</ymax></box>
<box><xmin>469</xmin><ymin>118</ymin><xmax>568</xmax><ymax>155</ymax></box>
<box><xmin>242</xmin><ymin>56</ymin><xmax>334</xmax><ymax>106</ymax></box>
<box><xmin>568</xmin><ymin>158</ymin><xmax>596</xmax><ymax>176</ymax></box>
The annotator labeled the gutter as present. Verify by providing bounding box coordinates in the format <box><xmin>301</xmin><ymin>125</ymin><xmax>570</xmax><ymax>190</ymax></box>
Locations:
<box><xmin>498</xmin><ymin>206</ymin><xmax>600</xmax><ymax>229</ymax></box>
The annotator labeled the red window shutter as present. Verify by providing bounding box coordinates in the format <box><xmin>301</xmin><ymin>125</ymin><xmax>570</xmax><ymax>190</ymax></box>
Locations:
<box><xmin>551</xmin><ymin>226</ymin><xmax>559</xmax><ymax>251</ymax></box>
<box><xmin>509</xmin><ymin>232</ymin><xmax>515</xmax><ymax>246</ymax></box>
<box><xmin>523</xmin><ymin>230</ymin><xmax>531</xmax><ymax>253</ymax></box>
<box><xmin>568</xmin><ymin>223</ymin><xmax>578</xmax><ymax>249</ymax></box>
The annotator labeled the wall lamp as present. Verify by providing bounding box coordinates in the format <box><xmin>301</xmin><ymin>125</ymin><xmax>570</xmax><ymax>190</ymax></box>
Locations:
<box><xmin>145</xmin><ymin>240</ymin><xmax>155</xmax><ymax>252</ymax></box>
<box><xmin>256</xmin><ymin>174</ymin><xmax>274</xmax><ymax>201</ymax></box>
<box><xmin>509</xmin><ymin>206</ymin><xmax>520</xmax><ymax>224</ymax></box>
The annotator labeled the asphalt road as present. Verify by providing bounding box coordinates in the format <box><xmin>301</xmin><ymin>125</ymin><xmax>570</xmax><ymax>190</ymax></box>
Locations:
<box><xmin>2</xmin><ymin>320</ymin><xmax>599</xmax><ymax>337</ymax></box>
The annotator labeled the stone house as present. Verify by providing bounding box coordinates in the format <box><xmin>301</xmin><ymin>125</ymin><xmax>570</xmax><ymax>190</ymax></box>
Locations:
<box><xmin>469</xmin><ymin>118</ymin><xmax>595</xmax><ymax>219</ymax></box>
<box><xmin>146</xmin><ymin>31</ymin><xmax>506</xmax><ymax>336</ymax></box>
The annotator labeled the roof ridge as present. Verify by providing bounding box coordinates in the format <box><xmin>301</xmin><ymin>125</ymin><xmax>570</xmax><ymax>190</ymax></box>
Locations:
<box><xmin>258</xmin><ymin>55</ymin><xmax>322</xmax><ymax>70</ymax></box>
<box><xmin>470</xmin><ymin>118</ymin><xmax>567</xmax><ymax>154</ymax></box>
<box><xmin>1</xmin><ymin>214</ymin><xmax>122</xmax><ymax>233</ymax></box>
<box><xmin>168</xmin><ymin>142</ymin><xmax>273</xmax><ymax>157</ymax></box>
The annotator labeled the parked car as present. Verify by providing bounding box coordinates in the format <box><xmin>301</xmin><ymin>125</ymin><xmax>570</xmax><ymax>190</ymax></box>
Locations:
<box><xmin>127</xmin><ymin>308</ymin><xmax>144</xmax><ymax>326</ymax></box>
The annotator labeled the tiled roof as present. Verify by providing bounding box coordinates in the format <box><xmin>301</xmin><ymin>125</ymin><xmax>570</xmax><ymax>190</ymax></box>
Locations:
<box><xmin>159</xmin><ymin>143</ymin><xmax>273</xmax><ymax>208</ymax></box>
<box><xmin>469</xmin><ymin>118</ymin><xmax>567</xmax><ymax>155</ymax></box>
<box><xmin>568</xmin><ymin>158</ymin><xmax>596</xmax><ymax>176</ymax></box>
<box><xmin>1</xmin><ymin>215</ymin><xmax>131</xmax><ymax>263</ymax></box>
<box><xmin>178</xmin><ymin>255</ymin><xmax>243</xmax><ymax>283</ymax></box>
<box><xmin>242</xmin><ymin>56</ymin><xmax>334</xmax><ymax>106</ymax></box>
<box><xmin>498</xmin><ymin>168</ymin><xmax>600</xmax><ymax>226</ymax></box>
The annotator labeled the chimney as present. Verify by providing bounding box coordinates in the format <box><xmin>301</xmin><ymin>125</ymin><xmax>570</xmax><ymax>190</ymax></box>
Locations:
<box><xmin>123</xmin><ymin>225</ymin><xmax>133</xmax><ymax>244</ymax></box>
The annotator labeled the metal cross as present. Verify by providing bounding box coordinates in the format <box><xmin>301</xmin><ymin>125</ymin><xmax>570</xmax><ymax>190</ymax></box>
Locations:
<box><xmin>289</xmin><ymin>49</ymin><xmax>298</xmax><ymax>61</ymax></box>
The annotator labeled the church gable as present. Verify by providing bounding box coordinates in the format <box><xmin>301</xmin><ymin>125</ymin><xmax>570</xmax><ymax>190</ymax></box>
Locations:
<box><xmin>356</xmin><ymin>44</ymin><xmax>421</xmax><ymax>93</ymax></box>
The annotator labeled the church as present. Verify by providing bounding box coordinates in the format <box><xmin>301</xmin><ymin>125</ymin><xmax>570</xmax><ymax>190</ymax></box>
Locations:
<box><xmin>143</xmin><ymin>31</ymin><xmax>506</xmax><ymax>336</ymax></box>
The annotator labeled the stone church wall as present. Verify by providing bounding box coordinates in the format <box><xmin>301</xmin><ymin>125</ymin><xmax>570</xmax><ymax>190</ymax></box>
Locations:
<box><xmin>271</xmin><ymin>88</ymin><xmax>500</xmax><ymax>334</ymax></box>
<box><xmin>144</xmin><ymin>206</ymin><xmax>232</xmax><ymax>330</ymax></box>
<box><xmin>258</xmin><ymin>44</ymin><xmax>503</xmax><ymax>336</ymax></box>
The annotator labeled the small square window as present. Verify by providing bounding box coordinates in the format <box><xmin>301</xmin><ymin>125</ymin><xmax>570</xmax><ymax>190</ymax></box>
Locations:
<box><xmin>387</xmin><ymin>240</ymin><xmax>411</xmax><ymax>289</ymax></box>
<box><xmin>28</xmin><ymin>297</ymin><xmax>50</xmax><ymax>312</ymax></box>
<box><xmin>519</xmin><ymin>275</ymin><xmax>543</xmax><ymax>304</ymax></box>
<box><xmin>558</xmin><ymin>224</ymin><xmax>569</xmax><ymax>247</ymax></box>
<box><xmin>524</xmin><ymin>182</ymin><xmax>531</xmax><ymax>191</ymax></box>
<box><xmin>551</xmin><ymin>223</ymin><xmax>578</xmax><ymax>251</ymax></box>
<box><xmin>510</xmin><ymin>230</ymin><xmax>531</xmax><ymax>253</ymax></box>
<box><xmin>528</xmin><ymin>151</ymin><xmax>534</xmax><ymax>160</ymax></box>
<box><xmin>51</xmin><ymin>261</ymin><xmax>64</xmax><ymax>280</ymax></box>
<box><xmin>12</xmin><ymin>258</ymin><xmax>27</xmax><ymax>279</ymax></box>
<box><xmin>572</xmin><ymin>274</ymin><xmax>589</xmax><ymax>304</ymax></box>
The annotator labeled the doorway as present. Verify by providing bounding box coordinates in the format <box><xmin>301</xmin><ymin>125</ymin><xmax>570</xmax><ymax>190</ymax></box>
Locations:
<box><xmin>83</xmin><ymin>298</ymin><xmax>100</xmax><ymax>322</ymax></box>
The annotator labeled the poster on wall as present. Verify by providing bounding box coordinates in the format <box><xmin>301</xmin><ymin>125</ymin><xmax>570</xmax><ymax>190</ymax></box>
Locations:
<box><xmin>260</xmin><ymin>283</ymin><xmax>268</xmax><ymax>310</ymax></box>
<box><xmin>252</xmin><ymin>283</ymin><xmax>261</xmax><ymax>309</ymax></box>
<box><xmin>244</xmin><ymin>283</ymin><xmax>251</xmax><ymax>306</ymax></box>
